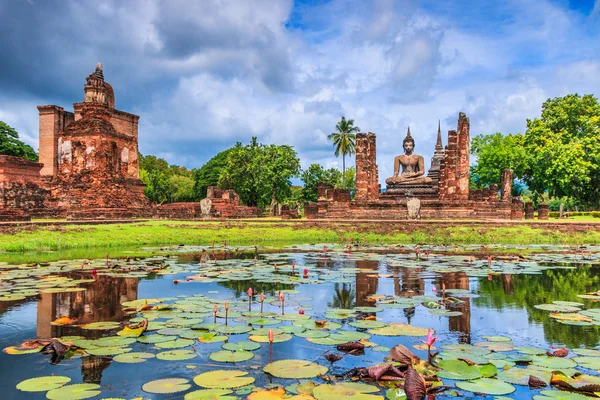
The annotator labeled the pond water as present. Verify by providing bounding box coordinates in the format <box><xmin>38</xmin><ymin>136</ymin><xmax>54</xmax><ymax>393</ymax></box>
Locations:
<box><xmin>1</xmin><ymin>244</ymin><xmax>600</xmax><ymax>399</ymax></box>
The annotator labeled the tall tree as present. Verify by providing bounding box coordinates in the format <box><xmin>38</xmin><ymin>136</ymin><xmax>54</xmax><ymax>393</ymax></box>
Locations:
<box><xmin>219</xmin><ymin>137</ymin><xmax>300</xmax><ymax>208</ymax></box>
<box><xmin>192</xmin><ymin>148</ymin><xmax>232</xmax><ymax>199</ymax></box>
<box><xmin>0</xmin><ymin>121</ymin><xmax>38</xmax><ymax>161</ymax></box>
<box><xmin>300</xmin><ymin>164</ymin><xmax>343</xmax><ymax>202</ymax></box>
<box><xmin>328</xmin><ymin>116</ymin><xmax>360</xmax><ymax>185</ymax></box>
<box><xmin>469</xmin><ymin>132</ymin><xmax>526</xmax><ymax>189</ymax></box>
<box><xmin>522</xmin><ymin>94</ymin><xmax>600</xmax><ymax>208</ymax></box>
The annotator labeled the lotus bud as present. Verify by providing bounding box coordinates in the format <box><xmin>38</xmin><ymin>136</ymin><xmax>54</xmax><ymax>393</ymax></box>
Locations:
<box><xmin>268</xmin><ymin>329</ymin><xmax>274</xmax><ymax>343</ymax></box>
<box><xmin>225</xmin><ymin>301</ymin><xmax>229</xmax><ymax>310</ymax></box>
<box><xmin>248</xmin><ymin>288</ymin><xmax>253</xmax><ymax>297</ymax></box>
<box><xmin>299</xmin><ymin>309</ymin><xmax>304</xmax><ymax>315</ymax></box>
<box><xmin>260</xmin><ymin>293</ymin><xmax>265</xmax><ymax>302</ymax></box>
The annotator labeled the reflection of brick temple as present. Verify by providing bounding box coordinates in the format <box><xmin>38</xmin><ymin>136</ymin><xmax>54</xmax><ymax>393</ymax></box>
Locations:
<box><xmin>393</xmin><ymin>268</ymin><xmax>425</xmax><ymax>324</ymax></box>
<box><xmin>305</xmin><ymin>113</ymin><xmax>524</xmax><ymax>219</ymax></box>
<box><xmin>439</xmin><ymin>272</ymin><xmax>471</xmax><ymax>343</ymax></box>
<box><xmin>355</xmin><ymin>260</ymin><xmax>379</xmax><ymax>307</ymax></box>
<box><xmin>36</xmin><ymin>274</ymin><xmax>138</xmax><ymax>338</ymax></box>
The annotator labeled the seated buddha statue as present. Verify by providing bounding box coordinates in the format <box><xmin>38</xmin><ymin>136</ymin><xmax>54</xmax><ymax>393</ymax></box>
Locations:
<box><xmin>385</xmin><ymin>127</ymin><xmax>432</xmax><ymax>185</ymax></box>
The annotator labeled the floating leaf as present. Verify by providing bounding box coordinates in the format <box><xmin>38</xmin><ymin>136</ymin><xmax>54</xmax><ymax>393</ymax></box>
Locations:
<box><xmin>436</xmin><ymin>359</ymin><xmax>482</xmax><ymax>380</ymax></box>
<box><xmin>249</xmin><ymin>333</ymin><xmax>293</xmax><ymax>343</ymax></box>
<box><xmin>368</xmin><ymin>323</ymin><xmax>429</xmax><ymax>337</ymax></box>
<box><xmin>16</xmin><ymin>376</ymin><xmax>71</xmax><ymax>392</ymax></box>
<box><xmin>80</xmin><ymin>321</ymin><xmax>120</xmax><ymax>330</ymax></box>
<box><xmin>184</xmin><ymin>389</ymin><xmax>235</xmax><ymax>400</ymax></box>
<box><xmin>194</xmin><ymin>370</ymin><xmax>255</xmax><ymax>389</ymax></box>
<box><xmin>264</xmin><ymin>359</ymin><xmax>328</xmax><ymax>379</ymax></box>
<box><xmin>142</xmin><ymin>378</ymin><xmax>191</xmax><ymax>394</ymax></box>
<box><xmin>113</xmin><ymin>352</ymin><xmax>155</xmax><ymax>363</ymax></box>
<box><xmin>156</xmin><ymin>349</ymin><xmax>198</xmax><ymax>361</ymax></box>
<box><xmin>155</xmin><ymin>338</ymin><xmax>195</xmax><ymax>349</ymax></box>
<box><xmin>456</xmin><ymin>378</ymin><xmax>516</xmax><ymax>395</ymax></box>
<box><xmin>222</xmin><ymin>341</ymin><xmax>261</xmax><ymax>351</ymax></box>
<box><xmin>209</xmin><ymin>350</ymin><xmax>254</xmax><ymax>363</ymax></box>
<box><xmin>46</xmin><ymin>383</ymin><xmax>101</xmax><ymax>400</ymax></box>
<box><xmin>313</xmin><ymin>382</ymin><xmax>383</xmax><ymax>400</ymax></box>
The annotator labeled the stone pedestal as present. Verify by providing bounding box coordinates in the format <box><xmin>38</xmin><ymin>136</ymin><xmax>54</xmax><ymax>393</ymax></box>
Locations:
<box><xmin>524</xmin><ymin>202</ymin><xmax>534</xmax><ymax>219</ymax></box>
<box><xmin>538</xmin><ymin>204</ymin><xmax>549</xmax><ymax>220</ymax></box>
<box><xmin>382</xmin><ymin>183</ymin><xmax>439</xmax><ymax>199</ymax></box>
<box><xmin>406</xmin><ymin>198</ymin><xmax>421</xmax><ymax>219</ymax></box>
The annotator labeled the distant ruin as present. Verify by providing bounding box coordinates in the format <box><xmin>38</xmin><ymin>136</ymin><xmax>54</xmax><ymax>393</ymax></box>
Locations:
<box><xmin>305</xmin><ymin>112</ymin><xmax>522</xmax><ymax>220</ymax></box>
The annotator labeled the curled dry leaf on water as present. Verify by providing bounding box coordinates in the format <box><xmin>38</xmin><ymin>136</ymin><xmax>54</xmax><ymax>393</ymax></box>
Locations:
<box><xmin>41</xmin><ymin>340</ymin><xmax>73</xmax><ymax>365</ymax></box>
<box><xmin>336</xmin><ymin>341</ymin><xmax>365</xmax><ymax>354</ymax></box>
<box><xmin>51</xmin><ymin>316</ymin><xmax>78</xmax><ymax>325</ymax></box>
<box><xmin>546</xmin><ymin>347</ymin><xmax>569</xmax><ymax>357</ymax></box>
<box><xmin>528</xmin><ymin>375</ymin><xmax>547</xmax><ymax>389</ymax></box>
<box><xmin>324</xmin><ymin>353</ymin><xmax>342</xmax><ymax>363</ymax></box>
<box><xmin>404</xmin><ymin>366</ymin><xmax>426</xmax><ymax>400</ymax></box>
<box><xmin>315</xmin><ymin>320</ymin><xmax>327</xmax><ymax>327</ymax></box>
<box><xmin>367</xmin><ymin>363</ymin><xmax>405</xmax><ymax>381</ymax></box>
<box><xmin>389</xmin><ymin>344</ymin><xmax>420</xmax><ymax>367</ymax></box>
<box><xmin>17</xmin><ymin>339</ymin><xmax>51</xmax><ymax>350</ymax></box>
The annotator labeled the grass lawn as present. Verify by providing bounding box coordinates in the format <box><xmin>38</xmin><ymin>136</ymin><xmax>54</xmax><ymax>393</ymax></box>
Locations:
<box><xmin>0</xmin><ymin>219</ymin><xmax>599</xmax><ymax>261</ymax></box>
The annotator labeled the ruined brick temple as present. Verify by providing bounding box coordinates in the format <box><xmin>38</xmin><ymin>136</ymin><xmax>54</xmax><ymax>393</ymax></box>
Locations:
<box><xmin>305</xmin><ymin>112</ymin><xmax>520</xmax><ymax>220</ymax></box>
<box><xmin>0</xmin><ymin>64</ymin><xmax>150</xmax><ymax>220</ymax></box>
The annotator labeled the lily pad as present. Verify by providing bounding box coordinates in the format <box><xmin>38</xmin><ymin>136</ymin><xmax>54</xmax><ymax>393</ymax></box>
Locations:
<box><xmin>194</xmin><ymin>370</ymin><xmax>255</xmax><ymax>389</ymax></box>
<box><xmin>184</xmin><ymin>389</ymin><xmax>235</xmax><ymax>400</ymax></box>
<box><xmin>16</xmin><ymin>376</ymin><xmax>71</xmax><ymax>392</ymax></box>
<box><xmin>263</xmin><ymin>359</ymin><xmax>328</xmax><ymax>379</ymax></box>
<box><xmin>436</xmin><ymin>359</ymin><xmax>483</xmax><ymax>380</ymax></box>
<box><xmin>142</xmin><ymin>378</ymin><xmax>191</xmax><ymax>394</ymax></box>
<box><xmin>456</xmin><ymin>378</ymin><xmax>516</xmax><ymax>395</ymax></box>
<box><xmin>313</xmin><ymin>382</ymin><xmax>383</xmax><ymax>400</ymax></box>
<box><xmin>349</xmin><ymin>320</ymin><xmax>387</xmax><ymax>329</ymax></box>
<box><xmin>155</xmin><ymin>338</ymin><xmax>195</xmax><ymax>349</ymax></box>
<box><xmin>113</xmin><ymin>352</ymin><xmax>155</xmax><ymax>363</ymax></box>
<box><xmin>222</xmin><ymin>341</ymin><xmax>261</xmax><ymax>351</ymax></box>
<box><xmin>249</xmin><ymin>333</ymin><xmax>293</xmax><ymax>343</ymax></box>
<box><xmin>46</xmin><ymin>383</ymin><xmax>102</xmax><ymax>400</ymax></box>
<box><xmin>209</xmin><ymin>350</ymin><xmax>254</xmax><ymax>363</ymax></box>
<box><xmin>368</xmin><ymin>323</ymin><xmax>429</xmax><ymax>337</ymax></box>
<box><xmin>156</xmin><ymin>349</ymin><xmax>198</xmax><ymax>361</ymax></box>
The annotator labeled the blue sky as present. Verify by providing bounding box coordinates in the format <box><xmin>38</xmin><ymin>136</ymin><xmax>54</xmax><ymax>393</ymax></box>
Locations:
<box><xmin>0</xmin><ymin>0</ymin><xmax>598</xmax><ymax>182</ymax></box>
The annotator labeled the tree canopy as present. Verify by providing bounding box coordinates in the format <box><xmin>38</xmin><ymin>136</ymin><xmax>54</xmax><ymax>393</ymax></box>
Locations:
<box><xmin>219</xmin><ymin>137</ymin><xmax>301</xmax><ymax>208</ymax></box>
<box><xmin>0</xmin><ymin>121</ymin><xmax>38</xmax><ymax>161</ymax></box>
<box><xmin>139</xmin><ymin>154</ymin><xmax>195</xmax><ymax>204</ymax></box>
<box><xmin>522</xmin><ymin>94</ymin><xmax>600</xmax><ymax>207</ymax></box>
<box><xmin>192</xmin><ymin>148</ymin><xmax>232</xmax><ymax>199</ymax></box>
<box><xmin>469</xmin><ymin>132</ymin><xmax>526</xmax><ymax>189</ymax></box>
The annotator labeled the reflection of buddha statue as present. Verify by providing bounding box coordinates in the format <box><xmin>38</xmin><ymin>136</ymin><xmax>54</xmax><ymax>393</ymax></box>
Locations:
<box><xmin>385</xmin><ymin>127</ymin><xmax>432</xmax><ymax>185</ymax></box>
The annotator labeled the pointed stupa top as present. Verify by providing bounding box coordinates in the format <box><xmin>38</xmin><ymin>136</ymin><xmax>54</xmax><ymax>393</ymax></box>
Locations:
<box><xmin>403</xmin><ymin>126</ymin><xmax>414</xmax><ymax>146</ymax></box>
<box><xmin>435</xmin><ymin>120</ymin><xmax>443</xmax><ymax>151</ymax></box>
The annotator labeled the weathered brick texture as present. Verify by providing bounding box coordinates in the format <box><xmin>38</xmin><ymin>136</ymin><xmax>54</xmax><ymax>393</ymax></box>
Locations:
<box><xmin>355</xmin><ymin>133</ymin><xmax>379</xmax><ymax>201</ymax></box>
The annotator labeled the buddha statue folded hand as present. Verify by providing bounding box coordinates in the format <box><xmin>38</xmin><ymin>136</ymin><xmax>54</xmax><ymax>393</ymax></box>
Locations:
<box><xmin>385</xmin><ymin>127</ymin><xmax>432</xmax><ymax>186</ymax></box>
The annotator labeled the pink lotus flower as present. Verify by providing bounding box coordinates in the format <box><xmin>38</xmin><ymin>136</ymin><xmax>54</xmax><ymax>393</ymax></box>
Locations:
<box><xmin>421</xmin><ymin>329</ymin><xmax>438</xmax><ymax>348</ymax></box>
<box><xmin>260</xmin><ymin>293</ymin><xmax>265</xmax><ymax>302</ymax></box>
<box><xmin>248</xmin><ymin>288</ymin><xmax>253</xmax><ymax>297</ymax></box>
<box><xmin>292</xmin><ymin>261</ymin><xmax>296</xmax><ymax>267</ymax></box>
<box><xmin>279</xmin><ymin>293</ymin><xmax>285</xmax><ymax>302</ymax></box>
<box><xmin>299</xmin><ymin>309</ymin><xmax>304</xmax><ymax>315</ymax></box>
<box><xmin>268</xmin><ymin>329</ymin><xmax>274</xmax><ymax>342</ymax></box>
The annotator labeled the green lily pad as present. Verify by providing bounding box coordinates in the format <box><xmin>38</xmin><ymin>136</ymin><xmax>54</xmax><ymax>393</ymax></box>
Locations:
<box><xmin>155</xmin><ymin>338</ymin><xmax>195</xmax><ymax>349</ymax></box>
<box><xmin>85</xmin><ymin>346</ymin><xmax>132</xmax><ymax>356</ymax></box>
<box><xmin>368</xmin><ymin>323</ymin><xmax>429</xmax><ymax>337</ymax></box>
<box><xmin>184</xmin><ymin>389</ymin><xmax>235</xmax><ymax>400</ymax></box>
<box><xmin>214</xmin><ymin>325</ymin><xmax>252</xmax><ymax>335</ymax></box>
<box><xmin>113</xmin><ymin>352</ymin><xmax>155</xmax><ymax>363</ymax></box>
<box><xmin>264</xmin><ymin>359</ymin><xmax>328</xmax><ymax>378</ymax></box>
<box><xmin>349</xmin><ymin>320</ymin><xmax>387</xmax><ymax>329</ymax></box>
<box><xmin>436</xmin><ymin>359</ymin><xmax>483</xmax><ymax>380</ymax></box>
<box><xmin>248</xmin><ymin>333</ymin><xmax>293</xmax><ymax>343</ymax></box>
<box><xmin>16</xmin><ymin>376</ymin><xmax>71</xmax><ymax>392</ymax></box>
<box><xmin>156</xmin><ymin>349</ymin><xmax>198</xmax><ymax>361</ymax></box>
<box><xmin>532</xmin><ymin>356</ymin><xmax>577</xmax><ymax>369</ymax></box>
<box><xmin>456</xmin><ymin>378</ymin><xmax>516</xmax><ymax>395</ymax></box>
<box><xmin>533</xmin><ymin>389</ymin><xmax>597</xmax><ymax>399</ymax></box>
<box><xmin>222</xmin><ymin>341</ymin><xmax>261</xmax><ymax>351</ymax></box>
<box><xmin>46</xmin><ymin>383</ymin><xmax>102</xmax><ymax>400</ymax></box>
<box><xmin>137</xmin><ymin>334</ymin><xmax>177</xmax><ymax>344</ymax></box>
<box><xmin>209</xmin><ymin>350</ymin><xmax>254</xmax><ymax>363</ymax></box>
<box><xmin>533</xmin><ymin>304</ymin><xmax>580</xmax><ymax>312</ymax></box>
<box><xmin>313</xmin><ymin>382</ymin><xmax>383</xmax><ymax>400</ymax></box>
<box><xmin>142</xmin><ymin>378</ymin><xmax>191</xmax><ymax>394</ymax></box>
<box><xmin>481</xmin><ymin>336</ymin><xmax>512</xmax><ymax>342</ymax></box>
<box><xmin>80</xmin><ymin>321</ymin><xmax>120</xmax><ymax>330</ymax></box>
<box><xmin>193</xmin><ymin>370</ymin><xmax>255</xmax><ymax>389</ymax></box>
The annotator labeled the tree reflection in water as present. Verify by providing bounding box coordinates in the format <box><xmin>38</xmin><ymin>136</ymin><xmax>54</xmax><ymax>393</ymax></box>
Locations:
<box><xmin>329</xmin><ymin>283</ymin><xmax>356</xmax><ymax>309</ymax></box>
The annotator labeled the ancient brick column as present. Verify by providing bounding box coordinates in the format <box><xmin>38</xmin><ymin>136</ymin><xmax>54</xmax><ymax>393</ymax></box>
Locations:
<box><xmin>456</xmin><ymin>112</ymin><xmax>470</xmax><ymax>200</ymax></box>
<box><xmin>538</xmin><ymin>204</ymin><xmax>549</xmax><ymax>220</ymax></box>
<box><xmin>355</xmin><ymin>133</ymin><xmax>379</xmax><ymax>202</ymax></box>
<box><xmin>317</xmin><ymin>182</ymin><xmax>327</xmax><ymax>201</ymax></box>
<box><xmin>524</xmin><ymin>202</ymin><xmax>534</xmax><ymax>219</ymax></box>
<box><xmin>511</xmin><ymin>198</ymin><xmax>524</xmax><ymax>219</ymax></box>
<box><xmin>441</xmin><ymin>130</ymin><xmax>458</xmax><ymax>199</ymax></box>
<box><xmin>500</xmin><ymin>169</ymin><xmax>513</xmax><ymax>203</ymax></box>
<box><xmin>489</xmin><ymin>184</ymin><xmax>499</xmax><ymax>202</ymax></box>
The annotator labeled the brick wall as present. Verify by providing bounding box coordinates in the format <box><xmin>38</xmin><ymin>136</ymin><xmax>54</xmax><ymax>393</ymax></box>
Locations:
<box><xmin>355</xmin><ymin>133</ymin><xmax>379</xmax><ymax>201</ymax></box>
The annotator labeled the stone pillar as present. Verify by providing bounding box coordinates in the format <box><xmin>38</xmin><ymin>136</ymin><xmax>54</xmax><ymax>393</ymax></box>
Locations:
<box><xmin>500</xmin><ymin>169</ymin><xmax>513</xmax><ymax>203</ymax></box>
<box><xmin>538</xmin><ymin>204</ymin><xmax>549</xmax><ymax>220</ymax></box>
<box><xmin>489</xmin><ymin>184</ymin><xmax>499</xmax><ymax>202</ymax></box>
<box><xmin>511</xmin><ymin>198</ymin><xmax>524</xmax><ymax>219</ymax></box>
<box><xmin>355</xmin><ymin>133</ymin><xmax>379</xmax><ymax>202</ymax></box>
<box><xmin>317</xmin><ymin>182</ymin><xmax>327</xmax><ymax>201</ymax></box>
<box><xmin>441</xmin><ymin>130</ymin><xmax>458</xmax><ymax>199</ymax></box>
<box><xmin>456</xmin><ymin>112</ymin><xmax>470</xmax><ymax>200</ymax></box>
<box><xmin>524</xmin><ymin>202</ymin><xmax>534</xmax><ymax>219</ymax></box>
<box><xmin>38</xmin><ymin>105</ymin><xmax>74</xmax><ymax>177</ymax></box>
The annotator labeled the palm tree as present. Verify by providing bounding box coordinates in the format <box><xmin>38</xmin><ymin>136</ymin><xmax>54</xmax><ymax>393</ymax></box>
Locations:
<box><xmin>328</xmin><ymin>116</ymin><xmax>360</xmax><ymax>186</ymax></box>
